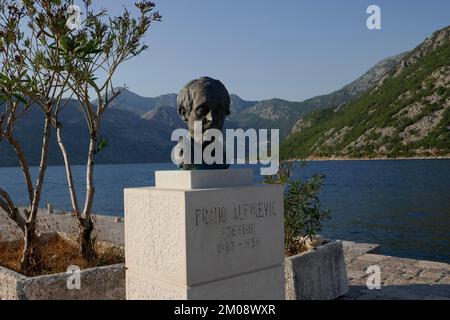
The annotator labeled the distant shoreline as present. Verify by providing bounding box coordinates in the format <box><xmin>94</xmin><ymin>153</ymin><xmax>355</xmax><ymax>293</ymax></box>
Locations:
<box><xmin>296</xmin><ymin>155</ymin><xmax>450</xmax><ymax>162</ymax></box>
<box><xmin>1</xmin><ymin>156</ymin><xmax>450</xmax><ymax>168</ymax></box>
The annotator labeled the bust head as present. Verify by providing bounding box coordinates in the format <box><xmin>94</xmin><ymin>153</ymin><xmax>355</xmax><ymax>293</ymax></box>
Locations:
<box><xmin>177</xmin><ymin>77</ymin><xmax>230</xmax><ymax>137</ymax></box>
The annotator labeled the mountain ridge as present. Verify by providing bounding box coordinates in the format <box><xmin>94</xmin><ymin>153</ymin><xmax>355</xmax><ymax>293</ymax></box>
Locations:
<box><xmin>2</xmin><ymin>37</ymin><xmax>432</xmax><ymax>167</ymax></box>
<box><xmin>281</xmin><ymin>25</ymin><xmax>450</xmax><ymax>159</ymax></box>
<box><xmin>230</xmin><ymin>53</ymin><xmax>406</xmax><ymax>139</ymax></box>
<box><xmin>99</xmin><ymin>51</ymin><xmax>405</xmax><ymax>139</ymax></box>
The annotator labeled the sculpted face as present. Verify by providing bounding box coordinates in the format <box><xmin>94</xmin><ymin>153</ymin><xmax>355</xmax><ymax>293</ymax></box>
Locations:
<box><xmin>177</xmin><ymin>77</ymin><xmax>230</xmax><ymax>137</ymax></box>
<box><xmin>186</xmin><ymin>92</ymin><xmax>227</xmax><ymax>136</ymax></box>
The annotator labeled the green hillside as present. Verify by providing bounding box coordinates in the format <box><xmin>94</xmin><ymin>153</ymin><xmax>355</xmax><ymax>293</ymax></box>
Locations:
<box><xmin>230</xmin><ymin>54</ymin><xmax>404</xmax><ymax>140</ymax></box>
<box><xmin>281</xmin><ymin>26</ymin><xmax>450</xmax><ymax>159</ymax></box>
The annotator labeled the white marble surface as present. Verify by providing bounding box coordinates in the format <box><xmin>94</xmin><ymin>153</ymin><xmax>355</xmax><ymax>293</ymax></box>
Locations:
<box><xmin>155</xmin><ymin>169</ymin><xmax>253</xmax><ymax>189</ymax></box>
<box><xmin>125</xmin><ymin>169</ymin><xmax>285</xmax><ymax>299</ymax></box>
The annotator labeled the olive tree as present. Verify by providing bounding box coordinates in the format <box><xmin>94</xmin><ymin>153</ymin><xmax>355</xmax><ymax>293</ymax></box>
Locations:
<box><xmin>51</xmin><ymin>0</ymin><xmax>161</xmax><ymax>260</ymax></box>
<box><xmin>0</xmin><ymin>0</ymin><xmax>160</xmax><ymax>266</ymax></box>
<box><xmin>0</xmin><ymin>0</ymin><xmax>72</xmax><ymax>273</ymax></box>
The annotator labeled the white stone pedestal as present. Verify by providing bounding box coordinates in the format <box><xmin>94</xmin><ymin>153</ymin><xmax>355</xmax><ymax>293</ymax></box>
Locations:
<box><xmin>124</xmin><ymin>169</ymin><xmax>284</xmax><ymax>300</ymax></box>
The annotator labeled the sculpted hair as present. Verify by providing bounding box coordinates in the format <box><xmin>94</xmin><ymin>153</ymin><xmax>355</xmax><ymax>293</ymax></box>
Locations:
<box><xmin>177</xmin><ymin>77</ymin><xmax>231</xmax><ymax>121</ymax></box>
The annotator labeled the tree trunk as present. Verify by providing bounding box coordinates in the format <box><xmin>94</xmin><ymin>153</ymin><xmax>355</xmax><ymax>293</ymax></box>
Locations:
<box><xmin>20</xmin><ymin>115</ymin><xmax>51</xmax><ymax>274</ymax></box>
<box><xmin>57</xmin><ymin>122</ymin><xmax>97</xmax><ymax>261</ymax></box>
<box><xmin>20</xmin><ymin>222</ymin><xmax>42</xmax><ymax>275</ymax></box>
<box><xmin>6</xmin><ymin>136</ymin><xmax>34</xmax><ymax>208</ymax></box>
<box><xmin>56</xmin><ymin>125</ymin><xmax>80</xmax><ymax>216</ymax></box>
<box><xmin>80</xmin><ymin>132</ymin><xmax>97</xmax><ymax>260</ymax></box>
<box><xmin>0</xmin><ymin>188</ymin><xmax>26</xmax><ymax>232</ymax></box>
<box><xmin>78</xmin><ymin>217</ymin><xmax>95</xmax><ymax>261</ymax></box>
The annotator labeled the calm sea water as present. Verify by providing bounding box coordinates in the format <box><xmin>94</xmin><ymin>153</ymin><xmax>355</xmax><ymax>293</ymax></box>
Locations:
<box><xmin>0</xmin><ymin>160</ymin><xmax>449</xmax><ymax>263</ymax></box>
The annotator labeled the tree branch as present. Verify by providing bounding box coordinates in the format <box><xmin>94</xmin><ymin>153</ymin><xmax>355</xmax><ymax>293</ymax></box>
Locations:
<box><xmin>56</xmin><ymin>124</ymin><xmax>80</xmax><ymax>218</ymax></box>
<box><xmin>0</xmin><ymin>187</ymin><xmax>25</xmax><ymax>232</ymax></box>
<box><xmin>5</xmin><ymin>135</ymin><xmax>34</xmax><ymax>208</ymax></box>
<box><xmin>28</xmin><ymin>115</ymin><xmax>51</xmax><ymax>224</ymax></box>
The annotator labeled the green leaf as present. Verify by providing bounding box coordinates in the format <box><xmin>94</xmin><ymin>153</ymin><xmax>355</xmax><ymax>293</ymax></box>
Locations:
<box><xmin>50</xmin><ymin>65</ymin><xmax>64</xmax><ymax>72</ymax></box>
<box><xmin>19</xmin><ymin>70</ymin><xmax>27</xmax><ymax>79</ymax></box>
<box><xmin>74</xmin><ymin>45</ymin><xmax>84</xmax><ymax>54</ymax></box>
<box><xmin>0</xmin><ymin>73</ymin><xmax>9</xmax><ymax>83</ymax></box>
<box><xmin>87</xmin><ymin>48</ymin><xmax>103</xmax><ymax>55</ymax></box>
<box><xmin>58</xmin><ymin>37</ymin><xmax>69</xmax><ymax>51</ymax></box>
<box><xmin>95</xmin><ymin>137</ymin><xmax>108</xmax><ymax>154</ymax></box>
<box><xmin>13</xmin><ymin>93</ymin><xmax>27</xmax><ymax>104</ymax></box>
<box><xmin>87</xmin><ymin>77</ymin><xmax>99</xmax><ymax>91</ymax></box>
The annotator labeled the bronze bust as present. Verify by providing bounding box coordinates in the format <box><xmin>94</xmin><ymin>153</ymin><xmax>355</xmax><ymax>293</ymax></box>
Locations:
<box><xmin>176</xmin><ymin>77</ymin><xmax>230</xmax><ymax>170</ymax></box>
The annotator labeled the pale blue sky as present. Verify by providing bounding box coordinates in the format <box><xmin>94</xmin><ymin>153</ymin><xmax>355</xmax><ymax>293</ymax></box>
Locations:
<box><xmin>91</xmin><ymin>0</ymin><xmax>450</xmax><ymax>101</ymax></box>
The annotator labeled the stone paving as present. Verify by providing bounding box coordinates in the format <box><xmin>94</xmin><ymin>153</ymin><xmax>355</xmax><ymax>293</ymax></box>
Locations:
<box><xmin>1</xmin><ymin>209</ymin><xmax>449</xmax><ymax>300</ymax></box>
<box><xmin>340</xmin><ymin>241</ymin><xmax>450</xmax><ymax>300</ymax></box>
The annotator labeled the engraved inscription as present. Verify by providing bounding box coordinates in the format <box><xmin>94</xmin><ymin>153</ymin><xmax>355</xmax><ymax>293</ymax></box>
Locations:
<box><xmin>195</xmin><ymin>207</ymin><xmax>227</xmax><ymax>227</ymax></box>
<box><xmin>193</xmin><ymin>201</ymin><xmax>277</xmax><ymax>255</ymax></box>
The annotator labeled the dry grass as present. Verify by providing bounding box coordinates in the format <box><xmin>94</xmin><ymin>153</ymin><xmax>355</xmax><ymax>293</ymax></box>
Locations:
<box><xmin>0</xmin><ymin>234</ymin><xmax>124</xmax><ymax>277</ymax></box>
